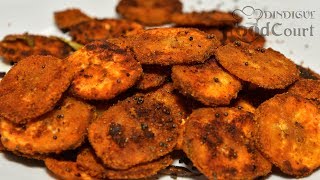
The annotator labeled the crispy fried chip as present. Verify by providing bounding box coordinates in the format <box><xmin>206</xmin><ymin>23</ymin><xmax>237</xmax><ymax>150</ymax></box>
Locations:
<box><xmin>288</xmin><ymin>79</ymin><xmax>320</xmax><ymax>100</ymax></box>
<box><xmin>77</xmin><ymin>147</ymin><xmax>173</xmax><ymax>179</ymax></box>
<box><xmin>0</xmin><ymin>34</ymin><xmax>73</xmax><ymax>63</ymax></box>
<box><xmin>215</xmin><ymin>42</ymin><xmax>299</xmax><ymax>89</ymax></box>
<box><xmin>129</xmin><ymin>28</ymin><xmax>220</xmax><ymax>65</ymax></box>
<box><xmin>0</xmin><ymin>97</ymin><xmax>94</xmax><ymax>156</ymax></box>
<box><xmin>45</xmin><ymin>158</ymin><xmax>93</xmax><ymax>180</ymax></box>
<box><xmin>116</xmin><ymin>0</ymin><xmax>182</xmax><ymax>26</ymax></box>
<box><xmin>88</xmin><ymin>84</ymin><xmax>186</xmax><ymax>169</ymax></box>
<box><xmin>255</xmin><ymin>93</ymin><xmax>320</xmax><ymax>177</ymax></box>
<box><xmin>172</xmin><ymin>11</ymin><xmax>242</xmax><ymax>27</ymax></box>
<box><xmin>296</xmin><ymin>64</ymin><xmax>320</xmax><ymax>80</ymax></box>
<box><xmin>136</xmin><ymin>65</ymin><xmax>170</xmax><ymax>90</ymax></box>
<box><xmin>54</xmin><ymin>8</ymin><xmax>92</xmax><ymax>31</ymax></box>
<box><xmin>69</xmin><ymin>19</ymin><xmax>144</xmax><ymax>45</ymax></box>
<box><xmin>0</xmin><ymin>55</ymin><xmax>72</xmax><ymax>124</ymax></box>
<box><xmin>183</xmin><ymin>108</ymin><xmax>271</xmax><ymax>179</ymax></box>
<box><xmin>67</xmin><ymin>40</ymin><xmax>142</xmax><ymax>100</ymax></box>
<box><xmin>172</xmin><ymin>59</ymin><xmax>242</xmax><ymax>106</ymax></box>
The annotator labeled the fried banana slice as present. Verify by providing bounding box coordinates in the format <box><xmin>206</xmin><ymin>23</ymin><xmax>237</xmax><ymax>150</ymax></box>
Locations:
<box><xmin>129</xmin><ymin>28</ymin><xmax>220</xmax><ymax>65</ymax></box>
<box><xmin>54</xmin><ymin>8</ymin><xmax>92</xmax><ymax>31</ymax></box>
<box><xmin>69</xmin><ymin>19</ymin><xmax>144</xmax><ymax>45</ymax></box>
<box><xmin>0</xmin><ymin>55</ymin><xmax>72</xmax><ymax>124</ymax></box>
<box><xmin>77</xmin><ymin>148</ymin><xmax>173</xmax><ymax>179</ymax></box>
<box><xmin>183</xmin><ymin>108</ymin><xmax>271</xmax><ymax>179</ymax></box>
<box><xmin>45</xmin><ymin>158</ymin><xmax>93</xmax><ymax>180</ymax></box>
<box><xmin>88</xmin><ymin>84</ymin><xmax>186</xmax><ymax>169</ymax></box>
<box><xmin>215</xmin><ymin>42</ymin><xmax>299</xmax><ymax>89</ymax></box>
<box><xmin>288</xmin><ymin>79</ymin><xmax>320</xmax><ymax>100</ymax></box>
<box><xmin>225</xmin><ymin>26</ymin><xmax>265</xmax><ymax>47</ymax></box>
<box><xmin>136</xmin><ymin>65</ymin><xmax>170</xmax><ymax>90</ymax></box>
<box><xmin>172</xmin><ymin>11</ymin><xmax>242</xmax><ymax>27</ymax></box>
<box><xmin>255</xmin><ymin>93</ymin><xmax>320</xmax><ymax>177</ymax></box>
<box><xmin>0</xmin><ymin>34</ymin><xmax>73</xmax><ymax>63</ymax></box>
<box><xmin>172</xmin><ymin>60</ymin><xmax>242</xmax><ymax>106</ymax></box>
<box><xmin>116</xmin><ymin>0</ymin><xmax>182</xmax><ymax>26</ymax></box>
<box><xmin>0</xmin><ymin>97</ymin><xmax>94</xmax><ymax>156</ymax></box>
<box><xmin>296</xmin><ymin>64</ymin><xmax>320</xmax><ymax>80</ymax></box>
<box><xmin>68</xmin><ymin>40</ymin><xmax>142</xmax><ymax>100</ymax></box>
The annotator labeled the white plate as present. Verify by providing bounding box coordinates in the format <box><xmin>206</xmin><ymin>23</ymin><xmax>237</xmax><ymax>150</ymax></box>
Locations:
<box><xmin>0</xmin><ymin>0</ymin><xmax>319</xmax><ymax>179</ymax></box>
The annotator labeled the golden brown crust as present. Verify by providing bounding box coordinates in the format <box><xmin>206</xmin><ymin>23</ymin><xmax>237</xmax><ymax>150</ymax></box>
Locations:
<box><xmin>0</xmin><ymin>97</ymin><xmax>94</xmax><ymax>156</ymax></box>
<box><xmin>69</xmin><ymin>19</ymin><xmax>144</xmax><ymax>45</ymax></box>
<box><xmin>88</xmin><ymin>84</ymin><xmax>186</xmax><ymax>169</ymax></box>
<box><xmin>54</xmin><ymin>8</ymin><xmax>92</xmax><ymax>31</ymax></box>
<box><xmin>116</xmin><ymin>0</ymin><xmax>182</xmax><ymax>26</ymax></box>
<box><xmin>136</xmin><ymin>65</ymin><xmax>170</xmax><ymax>90</ymax></box>
<box><xmin>215</xmin><ymin>42</ymin><xmax>299</xmax><ymax>89</ymax></box>
<box><xmin>0</xmin><ymin>55</ymin><xmax>73</xmax><ymax>124</ymax></box>
<box><xmin>77</xmin><ymin>147</ymin><xmax>173</xmax><ymax>179</ymax></box>
<box><xmin>0</xmin><ymin>34</ymin><xmax>73</xmax><ymax>63</ymax></box>
<box><xmin>172</xmin><ymin>11</ymin><xmax>242</xmax><ymax>27</ymax></box>
<box><xmin>288</xmin><ymin>79</ymin><xmax>320</xmax><ymax>100</ymax></box>
<box><xmin>129</xmin><ymin>28</ymin><xmax>220</xmax><ymax>65</ymax></box>
<box><xmin>45</xmin><ymin>158</ymin><xmax>93</xmax><ymax>180</ymax></box>
<box><xmin>172</xmin><ymin>60</ymin><xmax>242</xmax><ymax>106</ymax></box>
<box><xmin>255</xmin><ymin>93</ymin><xmax>320</xmax><ymax>177</ymax></box>
<box><xmin>68</xmin><ymin>40</ymin><xmax>142</xmax><ymax>100</ymax></box>
<box><xmin>183</xmin><ymin>108</ymin><xmax>271</xmax><ymax>179</ymax></box>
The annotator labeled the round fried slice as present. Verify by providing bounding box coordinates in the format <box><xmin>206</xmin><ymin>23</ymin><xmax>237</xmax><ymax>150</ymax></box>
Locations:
<box><xmin>0</xmin><ymin>55</ymin><xmax>72</xmax><ymax>124</ymax></box>
<box><xmin>88</xmin><ymin>84</ymin><xmax>186</xmax><ymax>169</ymax></box>
<box><xmin>224</xmin><ymin>26</ymin><xmax>266</xmax><ymax>47</ymax></box>
<box><xmin>54</xmin><ymin>8</ymin><xmax>92</xmax><ymax>31</ymax></box>
<box><xmin>183</xmin><ymin>108</ymin><xmax>271</xmax><ymax>179</ymax></box>
<box><xmin>215</xmin><ymin>42</ymin><xmax>299</xmax><ymax>89</ymax></box>
<box><xmin>116</xmin><ymin>0</ymin><xmax>182</xmax><ymax>26</ymax></box>
<box><xmin>172</xmin><ymin>60</ymin><xmax>242</xmax><ymax>106</ymax></box>
<box><xmin>45</xmin><ymin>158</ymin><xmax>93</xmax><ymax>180</ymax></box>
<box><xmin>288</xmin><ymin>79</ymin><xmax>320</xmax><ymax>100</ymax></box>
<box><xmin>136</xmin><ymin>65</ymin><xmax>170</xmax><ymax>90</ymax></box>
<box><xmin>0</xmin><ymin>34</ymin><xmax>73</xmax><ymax>63</ymax></box>
<box><xmin>0</xmin><ymin>97</ymin><xmax>94</xmax><ymax>156</ymax></box>
<box><xmin>130</xmin><ymin>28</ymin><xmax>220</xmax><ymax>65</ymax></box>
<box><xmin>172</xmin><ymin>11</ymin><xmax>242</xmax><ymax>27</ymax></box>
<box><xmin>68</xmin><ymin>40</ymin><xmax>142</xmax><ymax>100</ymax></box>
<box><xmin>69</xmin><ymin>19</ymin><xmax>144</xmax><ymax>45</ymax></box>
<box><xmin>255</xmin><ymin>93</ymin><xmax>320</xmax><ymax>177</ymax></box>
<box><xmin>77</xmin><ymin>148</ymin><xmax>173</xmax><ymax>179</ymax></box>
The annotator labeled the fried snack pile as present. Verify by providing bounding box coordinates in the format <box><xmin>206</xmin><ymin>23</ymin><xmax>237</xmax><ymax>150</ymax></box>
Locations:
<box><xmin>0</xmin><ymin>0</ymin><xmax>320</xmax><ymax>179</ymax></box>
